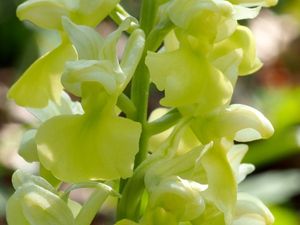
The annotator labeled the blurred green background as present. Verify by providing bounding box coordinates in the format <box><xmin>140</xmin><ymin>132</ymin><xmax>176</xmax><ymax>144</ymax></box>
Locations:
<box><xmin>0</xmin><ymin>0</ymin><xmax>300</xmax><ymax>224</ymax></box>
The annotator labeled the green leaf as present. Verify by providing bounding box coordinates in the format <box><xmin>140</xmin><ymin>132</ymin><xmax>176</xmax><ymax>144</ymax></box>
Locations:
<box><xmin>8</xmin><ymin>42</ymin><xmax>77</xmax><ymax>107</ymax></box>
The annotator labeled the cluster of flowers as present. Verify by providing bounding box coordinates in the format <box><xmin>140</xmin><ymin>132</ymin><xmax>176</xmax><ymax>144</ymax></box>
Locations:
<box><xmin>6</xmin><ymin>0</ymin><xmax>277</xmax><ymax>225</ymax></box>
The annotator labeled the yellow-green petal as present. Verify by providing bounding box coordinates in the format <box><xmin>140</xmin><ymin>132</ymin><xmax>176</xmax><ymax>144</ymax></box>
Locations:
<box><xmin>227</xmin><ymin>144</ymin><xmax>254</xmax><ymax>183</ymax></box>
<box><xmin>6</xmin><ymin>190</ymin><xmax>31</xmax><ymax>225</ymax></box>
<box><xmin>62</xmin><ymin>18</ymin><xmax>144</xmax><ymax>96</ymax></box>
<box><xmin>7</xmin><ymin>183</ymin><xmax>75</xmax><ymax>225</ymax></box>
<box><xmin>36</xmin><ymin>112</ymin><xmax>141</xmax><ymax>182</ymax></box>
<box><xmin>71</xmin><ymin>0</ymin><xmax>120</xmax><ymax>27</ymax></box>
<box><xmin>210</xmin><ymin>25</ymin><xmax>262</xmax><ymax>76</ymax></box>
<box><xmin>140</xmin><ymin>207</ymin><xmax>178</xmax><ymax>225</ymax></box>
<box><xmin>233</xmin><ymin>193</ymin><xmax>274</xmax><ymax>225</ymax></box>
<box><xmin>19</xmin><ymin>129</ymin><xmax>39</xmax><ymax>162</ymax></box>
<box><xmin>17</xmin><ymin>0</ymin><xmax>120</xmax><ymax>30</ymax></box>
<box><xmin>201</xmin><ymin>140</ymin><xmax>237</xmax><ymax>224</ymax></box>
<box><xmin>17</xmin><ymin>0</ymin><xmax>70</xmax><ymax>30</ymax></box>
<box><xmin>146</xmin><ymin>47</ymin><xmax>232</xmax><ymax>111</ymax></box>
<box><xmin>8</xmin><ymin>43</ymin><xmax>77</xmax><ymax>107</ymax></box>
<box><xmin>21</xmin><ymin>184</ymin><xmax>75</xmax><ymax>225</ymax></box>
<box><xmin>27</xmin><ymin>91</ymin><xmax>83</xmax><ymax>122</ymax></box>
<box><xmin>167</xmin><ymin>0</ymin><xmax>236</xmax><ymax>42</ymax></box>
<box><xmin>192</xmin><ymin>104</ymin><xmax>274</xmax><ymax>143</ymax></box>
<box><xmin>62</xmin><ymin>60</ymin><xmax>118</xmax><ymax>97</ymax></box>
<box><xmin>62</xmin><ymin>17</ymin><xmax>104</xmax><ymax>60</ymax></box>
<box><xmin>12</xmin><ymin>170</ymin><xmax>56</xmax><ymax>192</ymax></box>
<box><xmin>212</xmin><ymin>49</ymin><xmax>243</xmax><ymax>85</ymax></box>
<box><xmin>228</xmin><ymin>0</ymin><xmax>278</xmax><ymax>7</ymax></box>
<box><xmin>36</xmin><ymin>85</ymin><xmax>141</xmax><ymax>182</ymax></box>
<box><xmin>149</xmin><ymin>176</ymin><xmax>206</xmax><ymax>221</ymax></box>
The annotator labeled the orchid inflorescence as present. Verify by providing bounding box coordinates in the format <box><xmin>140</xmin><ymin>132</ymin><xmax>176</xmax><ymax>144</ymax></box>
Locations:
<box><xmin>6</xmin><ymin>0</ymin><xmax>277</xmax><ymax>224</ymax></box>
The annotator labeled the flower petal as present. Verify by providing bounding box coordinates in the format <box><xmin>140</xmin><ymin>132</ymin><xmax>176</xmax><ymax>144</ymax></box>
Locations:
<box><xmin>6</xmin><ymin>189</ymin><xmax>31</xmax><ymax>225</ymax></box>
<box><xmin>227</xmin><ymin>144</ymin><xmax>255</xmax><ymax>183</ymax></box>
<box><xmin>72</xmin><ymin>0</ymin><xmax>120</xmax><ymax>27</ymax></box>
<box><xmin>36</xmin><ymin>114</ymin><xmax>141</xmax><ymax>182</ymax></box>
<box><xmin>201</xmin><ymin>140</ymin><xmax>237</xmax><ymax>224</ymax></box>
<box><xmin>146</xmin><ymin>46</ymin><xmax>232</xmax><ymax>111</ymax></box>
<box><xmin>17</xmin><ymin>0</ymin><xmax>70</xmax><ymax>30</ymax></box>
<box><xmin>19</xmin><ymin>129</ymin><xmax>39</xmax><ymax>163</ymax></box>
<box><xmin>233</xmin><ymin>193</ymin><xmax>274</xmax><ymax>225</ymax></box>
<box><xmin>62</xmin><ymin>17</ymin><xmax>104</xmax><ymax>60</ymax></box>
<box><xmin>36</xmin><ymin>85</ymin><xmax>141</xmax><ymax>182</ymax></box>
<box><xmin>17</xmin><ymin>0</ymin><xmax>120</xmax><ymax>30</ymax></box>
<box><xmin>167</xmin><ymin>0</ymin><xmax>236</xmax><ymax>42</ymax></box>
<box><xmin>149</xmin><ymin>176</ymin><xmax>206</xmax><ymax>221</ymax></box>
<box><xmin>8</xmin><ymin>43</ymin><xmax>77</xmax><ymax>107</ymax></box>
<box><xmin>228</xmin><ymin>0</ymin><xmax>278</xmax><ymax>7</ymax></box>
<box><xmin>192</xmin><ymin>104</ymin><xmax>274</xmax><ymax>142</ymax></box>
<box><xmin>27</xmin><ymin>91</ymin><xmax>83</xmax><ymax>122</ymax></box>
<box><xmin>7</xmin><ymin>183</ymin><xmax>74</xmax><ymax>225</ymax></box>
<box><xmin>12</xmin><ymin>170</ymin><xmax>55</xmax><ymax>192</ymax></box>
<box><xmin>233</xmin><ymin>5</ymin><xmax>261</xmax><ymax>20</ymax></box>
<box><xmin>62</xmin><ymin>60</ymin><xmax>118</xmax><ymax>96</ymax></box>
<box><xmin>21</xmin><ymin>184</ymin><xmax>75</xmax><ymax>225</ymax></box>
<box><xmin>210</xmin><ymin>25</ymin><xmax>262</xmax><ymax>76</ymax></box>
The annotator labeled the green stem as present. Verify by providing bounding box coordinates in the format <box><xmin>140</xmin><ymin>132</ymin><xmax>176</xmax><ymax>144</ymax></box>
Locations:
<box><xmin>116</xmin><ymin>0</ymin><xmax>159</xmax><ymax>221</ymax></box>
<box><xmin>139</xmin><ymin>0</ymin><xmax>157</xmax><ymax>36</ymax></box>
<box><xmin>117</xmin><ymin>93</ymin><xmax>137</xmax><ymax>119</ymax></box>
<box><xmin>131</xmin><ymin>0</ymin><xmax>159</xmax><ymax>168</ymax></box>
<box><xmin>116</xmin><ymin>155</ymin><xmax>161</xmax><ymax>221</ymax></box>
<box><xmin>147</xmin><ymin>108</ymin><xmax>181</xmax><ymax>136</ymax></box>
<box><xmin>131</xmin><ymin>53</ymin><xmax>150</xmax><ymax>168</ymax></box>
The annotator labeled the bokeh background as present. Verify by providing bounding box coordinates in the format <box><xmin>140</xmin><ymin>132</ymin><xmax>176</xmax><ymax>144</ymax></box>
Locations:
<box><xmin>0</xmin><ymin>0</ymin><xmax>300</xmax><ymax>224</ymax></box>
